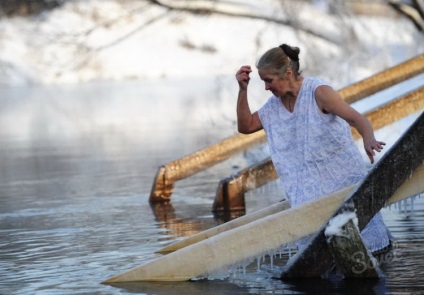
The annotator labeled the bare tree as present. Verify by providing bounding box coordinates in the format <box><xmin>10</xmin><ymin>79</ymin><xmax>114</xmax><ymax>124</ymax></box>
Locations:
<box><xmin>2</xmin><ymin>0</ymin><xmax>418</xmax><ymax>84</ymax></box>
<box><xmin>145</xmin><ymin>0</ymin><xmax>344</xmax><ymax>45</ymax></box>
<box><xmin>34</xmin><ymin>0</ymin><xmax>351</xmax><ymax>78</ymax></box>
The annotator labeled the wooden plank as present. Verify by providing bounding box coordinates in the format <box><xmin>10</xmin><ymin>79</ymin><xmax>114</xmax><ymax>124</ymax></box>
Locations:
<box><xmin>103</xmin><ymin>185</ymin><xmax>354</xmax><ymax>282</ymax></box>
<box><xmin>281</xmin><ymin>111</ymin><xmax>424</xmax><ymax>278</ymax></box>
<box><xmin>389</xmin><ymin>163</ymin><xmax>424</xmax><ymax>204</ymax></box>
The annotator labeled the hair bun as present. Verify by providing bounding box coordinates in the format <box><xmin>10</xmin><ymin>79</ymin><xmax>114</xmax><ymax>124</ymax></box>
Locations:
<box><xmin>279</xmin><ymin>44</ymin><xmax>300</xmax><ymax>62</ymax></box>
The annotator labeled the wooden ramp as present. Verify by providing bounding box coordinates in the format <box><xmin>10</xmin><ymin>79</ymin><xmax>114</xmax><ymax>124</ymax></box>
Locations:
<box><xmin>103</xmin><ymin>112</ymin><xmax>423</xmax><ymax>283</ymax></box>
<box><xmin>103</xmin><ymin>179</ymin><xmax>422</xmax><ymax>282</ymax></box>
<box><xmin>281</xmin><ymin>111</ymin><xmax>424</xmax><ymax>278</ymax></box>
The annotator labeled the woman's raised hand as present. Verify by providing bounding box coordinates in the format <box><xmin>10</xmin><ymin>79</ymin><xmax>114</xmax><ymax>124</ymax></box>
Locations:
<box><xmin>236</xmin><ymin>65</ymin><xmax>252</xmax><ymax>90</ymax></box>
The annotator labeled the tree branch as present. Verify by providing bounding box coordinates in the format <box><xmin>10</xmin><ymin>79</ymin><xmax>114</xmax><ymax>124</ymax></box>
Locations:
<box><xmin>146</xmin><ymin>0</ymin><xmax>342</xmax><ymax>44</ymax></box>
<box><xmin>389</xmin><ymin>0</ymin><xmax>424</xmax><ymax>32</ymax></box>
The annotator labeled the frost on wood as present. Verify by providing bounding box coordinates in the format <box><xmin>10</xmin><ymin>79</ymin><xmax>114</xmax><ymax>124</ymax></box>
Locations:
<box><xmin>324</xmin><ymin>211</ymin><xmax>359</xmax><ymax>238</ymax></box>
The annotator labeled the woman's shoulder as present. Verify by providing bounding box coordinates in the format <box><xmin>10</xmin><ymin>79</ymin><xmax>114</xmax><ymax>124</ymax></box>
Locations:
<box><xmin>301</xmin><ymin>77</ymin><xmax>331</xmax><ymax>94</ymax></box>
<box><xmin>304</xmin><ymin>76</ymin><xmax>331</xmax><ymax>87</ymax></box>
<box><xmin>301</xmin><ymin>77</ymin><xmax>334</xmax><ymax>96</ymax></box>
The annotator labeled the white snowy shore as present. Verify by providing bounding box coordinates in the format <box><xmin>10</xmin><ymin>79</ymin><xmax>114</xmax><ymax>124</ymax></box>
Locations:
<box><xmin>0</xmin><ymin>0</ymin><xmax>423</xmax><ymax>86</ymax></box>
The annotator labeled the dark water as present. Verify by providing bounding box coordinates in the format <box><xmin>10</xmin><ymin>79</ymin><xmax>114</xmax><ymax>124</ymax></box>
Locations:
<box><xmin>0</xmin><ymin>79</ymin><xmax>423</xmax><ymax>295</ymax></box>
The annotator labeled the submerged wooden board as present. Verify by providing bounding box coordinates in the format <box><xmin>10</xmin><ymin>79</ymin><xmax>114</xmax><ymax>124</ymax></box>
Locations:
<box><xmin>281</xmin><ymin>112</ymin><xmax>424</xmax><ymax>278</ymax></box>
<box><xmin>103</xmin><ymin>157</ymin><xmax>423</xmax><ymax>283</ymax></box>
<box><xmin>326</xmin><ymin>218</ymin><xmax>383</xmax><ymax>278</ymax></box>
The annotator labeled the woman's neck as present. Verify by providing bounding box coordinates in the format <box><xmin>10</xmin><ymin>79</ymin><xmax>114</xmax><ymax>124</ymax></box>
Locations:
<box><xmin>281</xmin><ymin>76</ymin><xmax>303</xmax><ymax>112</ymax></box>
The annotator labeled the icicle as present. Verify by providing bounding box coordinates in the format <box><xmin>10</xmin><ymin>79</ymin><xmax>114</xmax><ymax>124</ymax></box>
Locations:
<box><xmin>257</xmin><ymin>256</ymin><xmax>260</xmax><ymax>271</ymax></box>
<box><xmin>411</xmin><ymin>196</ymin><xmax>415</xmax><ymax>214</ymax></box>
<box><xmin>270</xmin><ymin>254</ymin><xmax>274</xmax><ymax>269</ymax></box>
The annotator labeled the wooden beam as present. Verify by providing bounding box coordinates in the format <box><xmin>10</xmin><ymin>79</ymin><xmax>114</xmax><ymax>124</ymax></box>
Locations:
<box><xmin>281</xmin><ymin>111</ymin><xmax>424</xmax><ymax>278</ymax></box>
<box><xmin>213</xmin><ymin>158</ymin><xmax>278</xmax><ymax>212</ymax></box>
<box><xmin>340</xmin><ymin>54</ymin><xmax>424</xmax><ymax>104</ymax></box>
<box><xmin>351</xmin><ymin>86</ymin><xmax>424</xmax><ymax>138</ymax></box>
<box><xmin>149</xmin><ymin>131</ymin><xmax>266</xmax><ymax>201</ymax></box>
<box><xmin>325</xmin><ymin>212</ymin><xmax>382</xmax><ymax>278</ymax></box>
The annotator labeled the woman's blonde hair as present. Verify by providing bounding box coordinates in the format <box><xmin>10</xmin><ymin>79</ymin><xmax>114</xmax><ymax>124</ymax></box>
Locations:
<box><xmin>256</xmin><ymin>44</ymin><xmax>301</xmax><ymax>77</ymax></box>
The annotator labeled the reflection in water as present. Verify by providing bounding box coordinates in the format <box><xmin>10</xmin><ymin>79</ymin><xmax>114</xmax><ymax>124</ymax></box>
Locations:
<box><xmin>109</xmin><ymin>280</ymin><xmax>253</xmax><ymax>295</ymax></box>
<box><xmin>0</xmin><ymin>80</ymin><xmax>423</xmax><ymax>295</ymax></box>
<box><xmin>150</xmin><ymin>201</ymin><xmax>218</xmax><ymax>239</ymax></box>
<box><xmin>150</xmin><ymin>201</ymin><xmax>246</xmax><ymax>238</ymax></box>
<box><xmin>281</xmin><ymin>277</ymin><xmax>386</xmax><ymax>294</ymax></box>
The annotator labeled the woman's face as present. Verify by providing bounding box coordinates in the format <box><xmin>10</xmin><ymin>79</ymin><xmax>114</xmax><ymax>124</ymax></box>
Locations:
<box><xmin>258</xmin><ymin>68</ymin><xmax>288</xmax><ymax>98</ymax></box>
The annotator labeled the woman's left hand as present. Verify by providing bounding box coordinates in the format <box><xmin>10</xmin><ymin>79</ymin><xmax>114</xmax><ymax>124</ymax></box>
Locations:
<box><xmin>365</xmin><ymin>140</ymin><xmax>386</xmax><ymax>164</ymax></box>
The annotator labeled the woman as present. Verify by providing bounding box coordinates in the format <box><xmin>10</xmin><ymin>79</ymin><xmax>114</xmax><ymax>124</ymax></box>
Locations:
<box><xmin>235</xmin><ymin>43</ymin><xmax>390</xmax><ymax>253</ymax></box>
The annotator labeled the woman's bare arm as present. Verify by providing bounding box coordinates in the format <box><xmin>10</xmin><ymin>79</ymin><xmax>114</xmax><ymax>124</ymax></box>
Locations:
<box><xmin>315</xmin><ymin>85</ymin><xmax>385</xmax><ymax>164</ymax></box>
<box><xmin>236</xmin><ymin>66</ymin><xmax>263</xmax><ymax>134</ymax></box>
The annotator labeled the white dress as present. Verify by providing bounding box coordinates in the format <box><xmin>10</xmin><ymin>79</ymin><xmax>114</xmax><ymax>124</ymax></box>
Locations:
<box><xmin>258</xmin><ymin>77</ymin><xmax>390</xmax><ymax>252</ymax></box>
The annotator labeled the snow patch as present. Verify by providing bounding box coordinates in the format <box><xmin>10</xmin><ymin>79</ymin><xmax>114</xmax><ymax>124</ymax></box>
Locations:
<box><xmin>325</xmin><ymin>210</ymin><xmax>359</xmax><ymax>237</ymax></box>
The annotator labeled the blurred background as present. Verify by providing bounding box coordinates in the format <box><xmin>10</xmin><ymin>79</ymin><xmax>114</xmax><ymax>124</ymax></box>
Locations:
<box><xmin>1</xmin><ymin>0</ymin><xmax>423</xmax><ymax>86</ymax></box>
